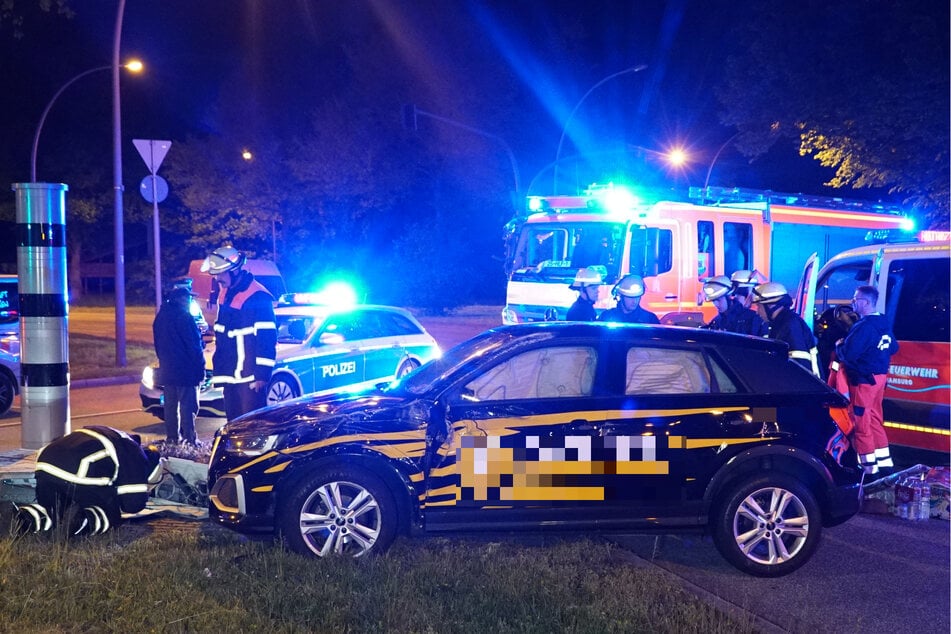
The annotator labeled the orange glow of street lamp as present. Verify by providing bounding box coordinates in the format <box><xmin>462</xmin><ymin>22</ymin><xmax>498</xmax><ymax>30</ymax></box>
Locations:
<box><xmin>241</xmin><ymin>149</ymin><xmax>253</xmax><ymax>161</ymax></box>
<box><xmin>666</xmin><ymin>147</ymin><xmax>688</xmax><ymax>167</ymax></box>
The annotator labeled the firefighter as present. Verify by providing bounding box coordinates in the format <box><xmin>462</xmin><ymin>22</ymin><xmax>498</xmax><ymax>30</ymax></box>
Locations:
<box><xmin>597</xmin><ymin>274</ymin><xmax>660</xmax><ymax>324</ymax></box>
<box><xmin>201</xmin><ymin>246</ymin><xmax>277</xmax><ymax>421</ymax></box>
<box><xmin>14</xmin><ymin>426</ymin><xmax>163</xmax><ymax>536</ymax></box>
<box><xmin>730</xmin><ymin>269</ymin><xmax>766</xmax><ymax>310</ymax></box>
<box><xmin>751</xmin><ymin>282</ymin><xmax>820</xmax><ymax>376</ymax></box>
<box><xmin>835</xmin><ymin>285</ymin><xmax>900</xmax><ymax>475</ymax></box>
<box><xmin>566</xmin><ymin>266</ymin><xmax>604</xmax><ymax>321</ymax></box>
<box><xmin>701</xmin><ymin>275</ymin><xmax>768</xmax><ymax>335</ymax></box>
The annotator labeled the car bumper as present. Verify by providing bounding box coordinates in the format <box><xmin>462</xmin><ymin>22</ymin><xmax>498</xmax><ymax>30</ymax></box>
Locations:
<box><xmin>139</xmin><ymin>383</ymin><xmax>226</xmax><ymax>420</ymax></box>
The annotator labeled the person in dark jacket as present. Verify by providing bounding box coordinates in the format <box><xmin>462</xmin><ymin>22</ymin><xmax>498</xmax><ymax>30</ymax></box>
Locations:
<box><xmin>14</xmin><ymin>426</ymin><xmax>163</xmax><ymax>535</ymax></box>
<box><xmin>751</xmin><ymin>282</ymin><xmax>820</xmax><ymax>376</ymax></box>
<box><xmin>598</xmin><ymin>274</ymin><xmax>660</xmax><ymax>324</ymax></box>
<box><xmin>201</xmin><ymin>246</ymin><xmax>277</xmax><ymax>421</ymax></box>
<box><xmin>152</xmin><ymin>286</ymin><xmax>205</xmax><ymax>445</ymax></box>
<box><xmin>701</xmin><ymin>275</ymin><xmax>768</xmax><ymax>335</ymax></box>
<box><xmin>835</xmin><ymin>285</ymin><xmax>900</xmax><ymax>475</ymax></box>
<box><xmin>566</xmin><ymin>266</ymin><xmax>604</xmax><ymax>321</ymax></box>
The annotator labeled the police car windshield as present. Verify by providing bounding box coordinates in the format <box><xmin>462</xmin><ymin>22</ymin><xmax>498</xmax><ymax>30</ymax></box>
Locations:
<box><xmin>389</xmin><ymin>331</ymin><xmax>513</xmax><ymax>396</ymax></box>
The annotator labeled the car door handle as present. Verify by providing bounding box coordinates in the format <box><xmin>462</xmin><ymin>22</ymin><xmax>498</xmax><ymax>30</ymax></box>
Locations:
<box><xmin>568</xmin><ymin>419</ymin><xmax>597</xmax><ymax>432</ymax></box>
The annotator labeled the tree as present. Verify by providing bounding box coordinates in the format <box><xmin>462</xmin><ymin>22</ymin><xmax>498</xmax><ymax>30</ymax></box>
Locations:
<box><xmin>717</xmin><ymin>0</ymin><xmax>949</xmax><ymax>228</ymax></box>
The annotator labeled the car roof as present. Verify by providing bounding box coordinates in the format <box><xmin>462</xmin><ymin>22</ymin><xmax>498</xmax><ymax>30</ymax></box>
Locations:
<box><xmin>274</xmin><ymin>302</ymin><xmax>421</xmax><ymax>321</ymax></box>
<box><xmin>483</xmin><ymin>321</ymin><xmax>785</xmax><ymax>351</ymax></box>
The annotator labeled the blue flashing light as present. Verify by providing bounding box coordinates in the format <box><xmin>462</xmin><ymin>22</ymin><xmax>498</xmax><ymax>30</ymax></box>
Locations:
<box><xmin>899</xmin><ymin>216</ymin><xmax>916</xmax><ymax>232</ymax></box>
<box><xmin>527</xmin><ymin>197</ymin><xmax>544</xmax><ymax>212</ymax></box>
<box><xmin>281</xmin><ymin>281</ymin><xmax>360</xmax><ymax>308</ymax></box>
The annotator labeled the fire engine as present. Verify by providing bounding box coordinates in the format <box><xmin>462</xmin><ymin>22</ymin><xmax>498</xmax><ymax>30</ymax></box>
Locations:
<box><xmin>502</xmin><ymin>183</ymin><xmax>915</xmax><ymax>325</ymax></box>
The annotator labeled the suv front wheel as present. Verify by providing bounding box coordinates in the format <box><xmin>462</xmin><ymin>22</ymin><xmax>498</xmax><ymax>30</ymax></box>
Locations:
<box><xmin>278</xmin><ymin>466</ymin><xmax>398</xmax><ymax>558</ymax></box>
<box><xmin>711</xmin><ymin>474</ymin><xmax>822</xmax><ymax>577</ymax></box>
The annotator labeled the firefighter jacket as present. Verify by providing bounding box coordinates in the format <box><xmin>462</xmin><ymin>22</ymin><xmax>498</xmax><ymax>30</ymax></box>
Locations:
<box><xmin>767</xmin><ymin>308</ymin><xmax>820</xmax><ymax>376</ymax></box>
<box><xmin>33</xmin><ymin>426</ymin><xmax>162</xmax><ymax>515</ymax></box>
<box><xmin>706</xmin><ymin>300</ymin><xmax>768</xmax><ymax>336</ymax></box>
<box><xmin>152</xmin><ymin>299</ymin><xmax>205</xmax><ymax>386</ymax></box>
<box><xmin>835</xmin><ymin>313</ymin><xmax>899</xmax><ymax>385</ymax></box>
<box><xmin>211</xmin><ymin>270</ymin><xmax>277</xmax><ymax>386</ymax></box>
<box><xmin>598</xmin><ymin>304</ymin><xmax>660</xmax><ymax>324</ymax></box>
<box><xmin>566</xmin><ymin>297</ymin><xmax>597</xmax><ymax>321</ymax></box>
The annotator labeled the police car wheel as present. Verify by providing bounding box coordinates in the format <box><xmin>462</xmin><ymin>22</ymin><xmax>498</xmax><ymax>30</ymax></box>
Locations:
<box><xmin>395</xmin><ymin>359</ymin><xmax>419</xmax><ymax>379</ymax></box>
<box><xmin>711</xmin><ymin>474</ymin><xmax>821</xmax><ymax>577</ymax></box>
<box><xmin>0</xmin><ymin>372</ymin><xmax>14</xmax><ymax>417</ymax></box>
<box><xmin>266</xmin><ymin>376</ymin><xmax>299</xmax><ymax>406</ymax></box>
<box><xmin>279</xmin><ymin>466</ymin><xmax>397</xmax><ymax>558</ymax></box>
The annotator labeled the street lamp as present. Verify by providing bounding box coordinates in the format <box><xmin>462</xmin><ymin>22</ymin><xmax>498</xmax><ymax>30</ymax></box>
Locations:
<box><xmin>30</xmin><ymin>60</ymin><xmax>143</xmax><ymax>182</ymax></box>
<box><xmin>703</xmin><ymin>132</ymin><xmax>741</xmax><ymax>193</ymax></box>
<box><xmin>553</xmin><ymin>64</ymin><xmax>647</xmax><ymax>193</ymax></box>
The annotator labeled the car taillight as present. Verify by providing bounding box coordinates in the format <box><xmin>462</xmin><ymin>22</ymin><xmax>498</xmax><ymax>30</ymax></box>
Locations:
<box><xmin>827</xmin><ymin>405</ymin><xmax>854</xmax><ymax>435</ymax></box>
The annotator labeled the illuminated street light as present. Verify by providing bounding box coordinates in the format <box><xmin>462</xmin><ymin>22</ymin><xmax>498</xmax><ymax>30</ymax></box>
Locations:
<box><xmin>30</xmin><ymin>59</ymin><xmax>143</xmax><ymax>182</ymax></box>
<box><xmin>666</xmin><ymin>147</ymin><xmax>688</xmax><ymax>167</ymax></box>
<box><xmin>553</xmin><ymin>64</ymin><xmax>647</xmax><ymax>193</ymax></box>
<box><xmin>242</xmin><ymin>149</ymin><xmax>253</xmax><ymax>161</ymax></box>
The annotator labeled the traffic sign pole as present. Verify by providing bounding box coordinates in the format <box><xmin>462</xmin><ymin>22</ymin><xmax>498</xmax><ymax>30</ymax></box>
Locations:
<box><xmin>133</xmin><ymin>139</ymin><xmax>171</xmax><ymax>311</ymax></box>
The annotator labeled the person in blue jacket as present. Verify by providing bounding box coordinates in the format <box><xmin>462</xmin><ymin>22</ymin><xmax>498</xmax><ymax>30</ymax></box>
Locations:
<box><xmin>597</xmin><ymin>274</ymin><xmax>660</xmax><ymax>324</ymax></box>
<box><xmin>201</xmin><ymin>246</ymin><xmax>277</xmax><ymax>421</ymax></box>
<box><xmin>835</xmin><ymin>285</ymin><xmax>900</xmax><ymax>475</ymax></box>
<box><xmin>152</xmin><ymin>286</ymin><xmax>205</xmax><ymax>445</ymax></box>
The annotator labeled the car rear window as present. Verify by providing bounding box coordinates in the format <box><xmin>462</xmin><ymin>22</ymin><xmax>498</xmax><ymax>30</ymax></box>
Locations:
<box><xmin>713</xmin><ymin>343</ymin><xmax>827</xmax><ymax>393</ymax></box>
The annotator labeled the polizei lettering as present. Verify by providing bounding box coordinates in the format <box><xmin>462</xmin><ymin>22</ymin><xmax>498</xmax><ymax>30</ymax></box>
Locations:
<box><xmin>889</xmin><ymin>365</ymin><xmax>939</xmax><ymax>379</ymax></box>
<box><xmin>321</xmin><ymin>361</ymin><xmax>357</xmax><ymax>378</ymax></box>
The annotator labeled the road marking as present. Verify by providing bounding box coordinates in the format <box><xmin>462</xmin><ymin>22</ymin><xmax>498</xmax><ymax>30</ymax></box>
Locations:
<box><xmin>73</xmin><ymin>408</ymin><xmax>143</xmax><ymax>419</ymax></box>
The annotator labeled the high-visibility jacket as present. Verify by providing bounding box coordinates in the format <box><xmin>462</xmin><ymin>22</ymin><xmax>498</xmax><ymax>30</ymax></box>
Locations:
<box><xmin>211</xmin><ymin>271</ymin><xmax>277</xmax><ymax>386</ymax></box>
<box><xmin>34</xmin><ymin>426</ymin><xmax>162</xmax><ymax>516</ymax></box>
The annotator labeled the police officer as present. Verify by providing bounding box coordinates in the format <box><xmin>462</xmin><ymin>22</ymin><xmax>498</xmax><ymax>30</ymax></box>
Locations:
<box><xmin>201</xmin><ymin>246</ymin><xmax>277</xmax><ymax>421</ymax></box>
<box><xmin>566</xmin><ymin>266</ymin><xmax>604</xmax><ymax>321</ymax></box>
<box><xmin>701</xmin><ymin>275</ymin><xmax>768</xmax><ymax>335</ymax></box>
<box><xmin>751</xmin><ymin>282</ymin><xmax>820</xmax><ymax>376</ymax></box>
<box><xmin>597</xmin><ymin>274</ymin><xmax>660</xmax><ymax>324</ymax></box>
<box><xmin>14</xmin><ymin>426</ymin><xmax>163</xmax><ymax>535</ymax></box>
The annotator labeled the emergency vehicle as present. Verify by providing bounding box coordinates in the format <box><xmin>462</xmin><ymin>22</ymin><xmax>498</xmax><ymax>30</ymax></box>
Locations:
<box><xmin>796</xmin><ymin>235</ymin><xmax>950</xmax><ymax>454</ymax></box>
<box><xmin>502</xmin><ymin>184</ymin><xmax>914</xmax><ymax>324</ymax></box>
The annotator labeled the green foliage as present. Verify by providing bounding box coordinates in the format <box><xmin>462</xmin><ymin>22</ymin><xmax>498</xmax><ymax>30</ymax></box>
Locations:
<box><xmin>717</xmin><ymin>0</ymin><xmax>949</xmax><ymax>228</ymax></box>
<box><xmin>0</xmin><ymin>530</ymin><xmax>756</xmax><ymax>633</ymax></box>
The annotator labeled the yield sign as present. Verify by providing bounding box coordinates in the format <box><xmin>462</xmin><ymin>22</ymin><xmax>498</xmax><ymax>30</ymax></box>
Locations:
<box><xmin>133</xmin><ymin>139</ymin><xmax>172</xmax><ymax>175</ymax></box>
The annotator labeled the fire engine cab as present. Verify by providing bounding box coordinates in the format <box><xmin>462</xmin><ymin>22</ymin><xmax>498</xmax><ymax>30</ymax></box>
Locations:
<box><xmin>502</xmin><ymin>184</ymin><xmax>914</xmax><ymax>325</ymax></box>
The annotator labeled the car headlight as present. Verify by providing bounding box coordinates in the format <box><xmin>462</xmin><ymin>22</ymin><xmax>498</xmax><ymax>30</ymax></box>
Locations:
<box><xmin>142</xmin><ymin>366</ymin><xmax>155</xmax><ymax>390</ymax></box>
<box><xmin>220</xmin><ymin>433</ymin><xmax>281</xmax><ymax>457</ymax></box>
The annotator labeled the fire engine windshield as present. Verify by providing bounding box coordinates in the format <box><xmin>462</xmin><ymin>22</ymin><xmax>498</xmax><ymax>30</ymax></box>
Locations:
<box><xmin>509</xmin><ymin>222</ymin><xmax>626</xmax><ymax>283</ymax></box>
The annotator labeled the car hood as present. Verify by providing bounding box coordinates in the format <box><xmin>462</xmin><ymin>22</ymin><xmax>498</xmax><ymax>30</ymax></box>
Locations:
<box><xmin>222</xmin><ymin>388</ymin><xmax>429</xmax><ymax>439</ymax></box>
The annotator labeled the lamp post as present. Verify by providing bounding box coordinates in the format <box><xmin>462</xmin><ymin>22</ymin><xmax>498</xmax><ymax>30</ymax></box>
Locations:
<box><xmin>30</xmin><ymin>60</ymin><xmax>143</xmax><ymax>182</ymax></box>
<box><xmin>703</xmin><ymin>132</ymin><xmax>741</xmax><ymax>193</ymax></box>
<box><xmin>113</xmin><ymin>0</ymin><xmax>128</xmax><ymax>367</ymax></box>
<box><xmin>552</xmin><ymin>64</ymin><xmax>647</xmax><ymax>193</ymax></box>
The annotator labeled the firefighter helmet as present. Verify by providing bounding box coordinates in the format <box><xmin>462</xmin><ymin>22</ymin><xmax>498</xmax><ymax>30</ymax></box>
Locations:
<box><xmin>751</xmin><ymin>282</ymin><xmax>789</xmax><ymax>305</ymax></box>
<box><xmin>570</xmin><ymin>266</ymin><xmax>604</xmax><ymax>290</ymax></box>
<box><xmin>702</xmin><ymin>275</ymin><xmax>733</xmax><ymax>301</ymax></box>
<box><xmin>613</xmin><ymin>274</ymin><xmax>646</xmax><ymax>298</ymax></box>
<box><xmin>200</xmin><ymin>246</ymin><xmax>246</xmax><ymax>275</ymax></box>
<box><xmin>730</xmin><ymin>269</ymin><xmax>766</xmax><ymax>288</ymax></box>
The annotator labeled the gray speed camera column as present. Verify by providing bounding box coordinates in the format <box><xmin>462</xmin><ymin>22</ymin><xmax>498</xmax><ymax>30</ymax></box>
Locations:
<box><xmin>12</xmin><ymin>182</ymin><xmax>70</xmax><ymax>448</ymax></box>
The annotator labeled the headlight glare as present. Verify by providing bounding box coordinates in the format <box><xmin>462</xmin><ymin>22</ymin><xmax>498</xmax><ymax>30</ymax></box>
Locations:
<box><xmin>222</xmin><ymin>434</ymin><xmax>280</xmax><ymax>457</ymax></box>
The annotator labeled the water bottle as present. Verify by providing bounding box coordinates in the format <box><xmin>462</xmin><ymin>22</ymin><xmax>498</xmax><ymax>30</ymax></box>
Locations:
<box><xmin>909</xmin><ymin>477</ymin><xmax>921</xmax><ymax>521</ymax></box>
<box><xmin>919</xmin><ymin>478</ymin><xmax>932</xmax><ymax>521</ymax></box>
<box><xmin>894</xmin><ymin>474</ymin><xmax>912</xmax><ymax>520</ymax></box>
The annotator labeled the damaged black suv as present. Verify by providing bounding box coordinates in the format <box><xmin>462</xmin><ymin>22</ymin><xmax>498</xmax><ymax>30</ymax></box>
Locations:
<box><xmin>207</xmin><ymin>322</ymin><xmax>861</xmax><ymax>577</ymax></box>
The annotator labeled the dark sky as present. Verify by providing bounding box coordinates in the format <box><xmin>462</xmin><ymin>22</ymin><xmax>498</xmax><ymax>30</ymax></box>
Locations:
<box><xmin>0</xmin><ymin>1</ymin><xmax>904</xmax><ymax>199</ymax></box>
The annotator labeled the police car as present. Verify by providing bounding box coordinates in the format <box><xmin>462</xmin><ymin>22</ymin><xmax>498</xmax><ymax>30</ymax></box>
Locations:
<box><xmin>140</xmin><ymin>294</ymin><xmax>441</xmax><ymax>419</ymax></box>
<box><xmin>207</xmin><ymin>322</ymin><xmax>863</xmax><ymax>577</ymax></box>
<box><xmin>0</xmin><ymin>332</ymin><xmax>19</xmax><ymax>417</ymax></box>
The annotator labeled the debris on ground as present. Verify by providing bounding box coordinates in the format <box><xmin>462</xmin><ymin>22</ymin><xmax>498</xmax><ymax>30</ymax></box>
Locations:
<box><xmin>863</xmin><ymin>465</ymin><xmax>950</xmax><ymax>520</ymax></box>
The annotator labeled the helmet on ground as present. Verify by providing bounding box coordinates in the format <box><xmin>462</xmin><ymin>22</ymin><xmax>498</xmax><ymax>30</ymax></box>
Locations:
<box><xmin>751</xmin><ymin>282</ymin><xmax>789</xmax><ymax>305</ymax></box>
<box><xmin>200</xmin><ymin>246</ymin><xmax>246</xmax><ymax>275</ymax></box>
<box><xmin>570</xmin><ymin>266</ymin><xmax>605</xmax><ymax>290</ymax></box>
<box><xmin>613</xmin><ymin>274</ymin><xmax>646</xmax><ymax>298</ymax></box>
<box><xmin>702</xmin><ymin>275</ymin><xmax>733</xmax><ymax>301</ymax></box>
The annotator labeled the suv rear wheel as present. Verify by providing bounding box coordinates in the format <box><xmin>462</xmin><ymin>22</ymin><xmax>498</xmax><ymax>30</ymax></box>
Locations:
<box><xmin>279</xmin><ymin>466</ymin><xmax>397</xmax><ymax>558</ymax></box>
<box><xmin>711</xmin><ymin>474</ymin><xmax>821</xmax><ymax>577</ymax></box>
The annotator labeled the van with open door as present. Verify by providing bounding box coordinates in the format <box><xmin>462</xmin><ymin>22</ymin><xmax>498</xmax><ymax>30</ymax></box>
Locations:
<box><xmin>797</xmin><ymin>235</ymin><xmax>950</xmax><ymax>453</ymax></box>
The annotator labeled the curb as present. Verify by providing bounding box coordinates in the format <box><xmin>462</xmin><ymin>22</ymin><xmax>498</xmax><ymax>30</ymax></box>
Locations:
<box><xmin>71</xmin><ymin>375</ymin><xmax>141</xmax><ymax>389</ymax></box>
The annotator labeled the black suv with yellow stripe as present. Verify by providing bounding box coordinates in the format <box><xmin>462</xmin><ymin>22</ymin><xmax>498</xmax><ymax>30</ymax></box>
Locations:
<box><xmin>207</xmin><ymin>322</ymin><xmax>861</xmax><ymax>576</ymax></box>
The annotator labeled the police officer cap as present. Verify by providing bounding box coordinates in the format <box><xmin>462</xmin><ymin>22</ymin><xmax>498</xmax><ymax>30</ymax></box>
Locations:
<box><xmin>702</xmin><ymin>275</ymin><xmax>733</xmax><ymax>301</ymax></box>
